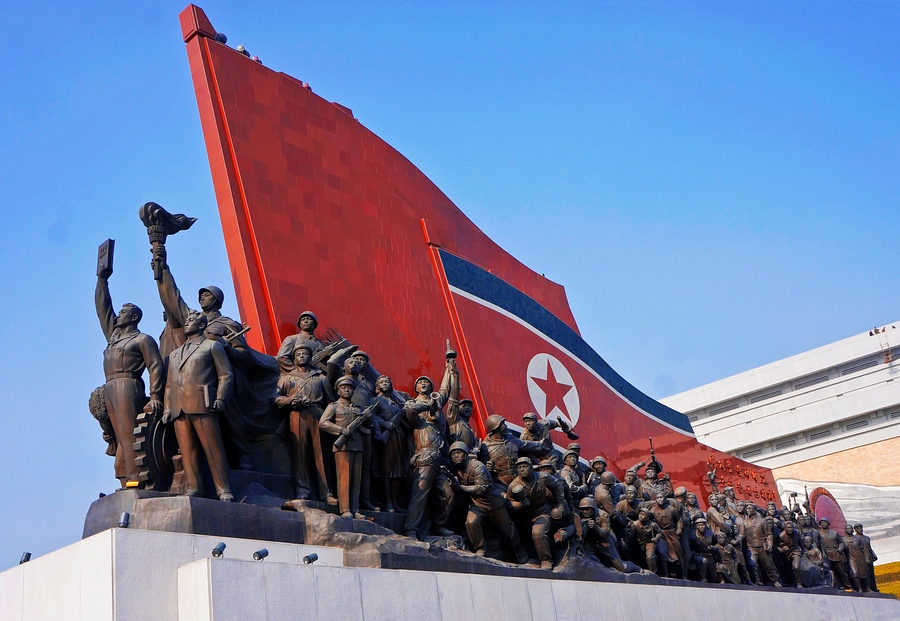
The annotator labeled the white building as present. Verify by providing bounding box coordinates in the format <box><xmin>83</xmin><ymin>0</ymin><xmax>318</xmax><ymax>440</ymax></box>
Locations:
<box><xmin>662</xmin><ymin>324</ymin><xmax>900</xmax><ymax>565</ymax></box>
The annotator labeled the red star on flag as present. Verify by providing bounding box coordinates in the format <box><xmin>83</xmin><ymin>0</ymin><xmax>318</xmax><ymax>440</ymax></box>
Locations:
<box><xmin>532</xmin><ymin>359</ymin><xmax>573</xmax><ymax>419</ymax></box>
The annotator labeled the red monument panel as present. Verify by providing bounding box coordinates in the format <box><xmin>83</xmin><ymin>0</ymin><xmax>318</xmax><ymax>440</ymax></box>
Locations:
<box><xmin>180</xmin><ymin>5</ymin><xmax>780</xmax><ymax>505</ymax></box>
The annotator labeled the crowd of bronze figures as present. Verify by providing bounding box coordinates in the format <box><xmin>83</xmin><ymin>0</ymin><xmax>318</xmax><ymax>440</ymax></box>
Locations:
<box><xmin>92</xmin><ymin>224</ymin><xmax>878</xmax><ymax>591</ymax></box>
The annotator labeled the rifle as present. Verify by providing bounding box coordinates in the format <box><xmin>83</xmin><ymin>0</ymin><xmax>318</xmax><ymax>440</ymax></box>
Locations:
<box><xmin>803</xmin><ymin>485</ymin><xmax>811</xmax><ymax>517</ymax></box>
<box><xmin>224</xmin><ymin>324</ymin><xmax>251</xmax><ymax>344</ymax></box>
<box><xmin>333</xmin><ymin>404</ymin><xmax>375</xmax><ymax>450</ymax></box>
<box><xmin>312</xmin><ymin>329</ymin><xmax>348</xmax><ymax>367</ymax></box>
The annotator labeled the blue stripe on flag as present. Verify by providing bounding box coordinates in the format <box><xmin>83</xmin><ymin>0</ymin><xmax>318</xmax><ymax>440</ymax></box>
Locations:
<box><xmin>440</xmin><ymin>249</ymin><xmax>693</xmax><ymax>434</ymax></box>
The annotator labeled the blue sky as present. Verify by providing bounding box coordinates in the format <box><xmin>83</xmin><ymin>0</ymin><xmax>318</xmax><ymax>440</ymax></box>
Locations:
<box><xmin>0</xmin><ymin>1</ymin><xmax>897</xmax><ymax>569</ymax></box>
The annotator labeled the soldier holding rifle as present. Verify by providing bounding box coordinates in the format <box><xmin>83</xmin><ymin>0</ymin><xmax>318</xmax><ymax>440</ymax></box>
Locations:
<box><xmin>319</xmin><ymin>377</ymin><xmax>375</xmax><ymax>518</ymax></box>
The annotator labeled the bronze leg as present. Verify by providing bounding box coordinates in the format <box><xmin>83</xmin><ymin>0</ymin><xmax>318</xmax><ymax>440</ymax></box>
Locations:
<box><xmin>173</xmin><ymin>414</ymin><xmax>201</xmax><ymax>495</ymax></box>
<box><xmin>289</xmin><ymin>411</ymin><xmax>309</xmax><ymax>499</ymax></box>
<box><xmin>192</xmin><ymin>414</ymin><xmax>232</xmax><ymax>497</ymax></box>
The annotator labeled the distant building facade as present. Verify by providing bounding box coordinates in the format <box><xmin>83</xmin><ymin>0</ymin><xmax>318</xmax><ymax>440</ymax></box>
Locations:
<box><xmin>662</xmin><ymin>325</ymin><xmax>900</xmax><ymax>565</ymax></box>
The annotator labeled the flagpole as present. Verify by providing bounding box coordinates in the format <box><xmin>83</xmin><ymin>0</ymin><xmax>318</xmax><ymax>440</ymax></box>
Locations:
<box><xmin>420</xmin><ymin>219</ymin><xmax>489</xmax><ymax>438</ymax></box>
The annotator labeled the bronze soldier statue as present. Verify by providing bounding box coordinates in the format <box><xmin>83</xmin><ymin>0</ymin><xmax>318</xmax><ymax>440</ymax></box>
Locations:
<box><xmin>843</xmin><ymin>523</ymin><xmax>870</xmax><ymax>592</ymax></box>
<box><xmin>565</xmin><ymin>442</ymin><xmax>591</xmax><ymax>484</ymax></box>
<box><xmin>478</xmin><ymin>415</ymin><xmax>548</xmax><ymax>487</ymax></box>
<box><xmin>95</xmin><ymin>264</ymin><xmax>164</xmax><ymax>487</ymax></box>
<box><xmin>519</xmin><ymin>412</ymin><xmax>559</xmax><ymax>463</ymax></box>
<box><xmin>163</xmin><ymin>311</ymin><xmax>234</xmax><ymax>501</ymax></box>
<box><xmin>647</xmin><ymin>491</ymin><xmax>685</xmax><ymax>579</ymax></box>
<box><xmin>622</xmin><ymin>467</ymin><xmax>643</xmax><ymax>498</ymax></box>
<box><xmin>275</xmin><ymin>311</ymin><xmax>326</xmax><ymax>373</ymax></box>
<box><xmin>559</xmin><ymin>450</ymin><xmax>588</xmax><ymax>501</ymax></box>
<box><xmin>713</xmin><ymin>531</ymin><xmax>739</xmax><ymax>584</ymax></box>
<box><xmin>776</xmin><ymin>520</ymin><xmax>804</xmax><ymax>588</ymax></box>
<box><xmin>592</xmin><ymin>471</ymin><xmax>620</xmax><ymax>517</ymax></box>
<box><xmin>689</xmin><ymin>518</ymin><xmax>718</xmax><ymax>583</ymax></box>
<box><xmin>628</xmin><ymin>507</ymin><xmax>665</xmax><ymax>575</ymax></box>
<box><xmin>327</xmin><ymin>347</ymin><xmax>382</xmax><ymax>511</ymax></box>
<box><xmin>372</xmin><ymin>374</ymin><xmax>412</xmax><ymax>512</ymax></box>
<box><xmin>639</xmin><ymin>465</ymin><xmax>673</xmax><ymax>501</ymax></box>
<box><xmin>445</xmin><ymin>360</ymin><xmax>476</xmax><ymax>449</ymax></box>
<box><xmin>818</xmin><ymin>517</ymin><xmax>851</xmax><ymax>590</ymax></box>
<box><xmin>578</xmin><ymin>498</ymin><xmax>640</xmax><ymax>574</ymax></box>
<box><xmin>854</xmin><ymin>523</ymin><xmax>879</xmax><ymax>592</ymax></box>
<box><xmin>319</xmin><ymin>377</ymin><xmax>375</xmax><ymax>518</ymax></box>
<box><xmin>273</xmin><ymin>343</ymin><xmax>335</xmax><ymax>501</ymax></box>
<box><xmin>742</xmin><ymin>504</ymin><xmax>782</xmax><ymax>587</ymax></box>
<box><xmin>585</xmin><ymin>455</ymin><xmax>623</xmax><ymax>495</ymax></box>
<box><xmin>404</xmin><ymin>367</ymin><xmax>455</xmax><ymax>539</ymax></box>
<box><xmin>447</xmin><ymin>441</ymin><xmax>528</xmax><ymax>563</ymax></box>
<box><xmin>507</xmin><ymin>457</ymin><xmax>566</xmax><ymax>570</ymax></box>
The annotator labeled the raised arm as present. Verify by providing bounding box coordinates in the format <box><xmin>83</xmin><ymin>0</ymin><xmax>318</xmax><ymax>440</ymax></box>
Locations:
<box><xmin>153</xmin><ymin>246</ymin><xmax>191</xmax><ymax>328</ymax></box>
<box><xmin>95</xmin><ymin>277</ymin><xmax>116</xmax><ymax>342</ymax></box>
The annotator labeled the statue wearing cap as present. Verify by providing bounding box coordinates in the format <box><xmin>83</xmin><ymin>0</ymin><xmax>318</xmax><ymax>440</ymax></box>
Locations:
<box><xmin>565</xmin><ymin>442</ymin><xmax>592</xmax><ymax>485</ymax></box>
<box><xmin>506</xmin><ymin>456</ymin><xmax>567</xmax><ymax>570</ymax></box>
<box><xmin>627</xmin><ymin>507</ymin><xmax>665</xmax><ymax>576</ymax></box>
<box><xmin>403</xmin><ymin>362</ymin><xmax>456</xmax><ymax>539</ymax></box>
<box><xmin>578</xmin><ymin>498</ymin><xmax>641</xmax><ymax>574</ymax></box>
<box><xmin>854</xmin><ymin>523</ymin><xmax>879</xmax><ymax>591</ymax></box>
<box><xmin>741</xmin><ymin>504</ymin><xmax>783</xmax><ymax>587</ymax></box>
<box><xmin>559</xmin><ymin>450</ymin><xmax>588</xmax><ymax>502</ymax></box>
<box><xmin>519</xmin><ymin>412</ymin><xmax>560</xmax><ymax>462</ymax></box>
<box><xmin>326</xmin><ymin>348</ymin><xmax>383</xmax><ymax>512</ymax></box>
<box><xmin>689</xmin><ymin>517</ymin><xmax>718</xmax><ymax>583</ymax></box>
<box><xmin>273</xmin><ymin>343</ymin><xmax>336</xmax><ymax>502</ymax></box>
<box><xmin>445</xmin><ymin>360</ymin><xmax>475</xmax><ymax>449</ymax></box>
<box><xmin>371</xmin><ymin>375</ymin><xmax>413</xmax><ymax>512</ymax></box>
<box><xmin>447</xmin><ymin>442</ymin><xmax>528</xmax><ymax>562</ymax></box>
<box><xmin>319</xmin><ymin>376</ymin><xmax>376</xmax><ymax>518</ymax></box>
<box><xmin>478</xmin><ymin>415</ymin><xmax>549</xmax><ymax>488</ymax></box>
<box><xmin>817</xmin><ymin>517</ymin><xmax>851</xmax><ymax>589</ymax></box>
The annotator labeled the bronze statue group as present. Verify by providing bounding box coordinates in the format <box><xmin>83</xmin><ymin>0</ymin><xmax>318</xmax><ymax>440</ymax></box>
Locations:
<box><xmin>94</xmin><ymin>235</ymin><xmax>879</xmax><ymax>592</ymax></box>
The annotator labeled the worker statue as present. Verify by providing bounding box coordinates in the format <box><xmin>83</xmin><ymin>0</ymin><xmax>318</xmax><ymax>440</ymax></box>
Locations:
<box><xmin>94</xmin><ymin>240</ymin><xmax>164</xmax><ymax>487</ymax></box>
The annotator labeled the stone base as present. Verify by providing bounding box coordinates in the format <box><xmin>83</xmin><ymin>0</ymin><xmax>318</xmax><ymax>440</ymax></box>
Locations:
<box><xmin>82</xmin><ymin>488</ymin><xmax>306</xmax><ymax>544</ymax></box>
<box><xmin>78</xmin><ymin>488</ymin><xmax>900</xmax><ymax>596</ymax></box>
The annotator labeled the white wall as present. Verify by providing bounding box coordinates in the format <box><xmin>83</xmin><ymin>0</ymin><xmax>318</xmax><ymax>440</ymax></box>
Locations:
<box><xmin>179</xmin><ymin>558</ymin><xmax>900</xmax><ymax>621</ymax></box>
<box><xmin>0</xmin><ymin>528</ymin><xmax>342</xmax><ymax>621</ymax></box>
